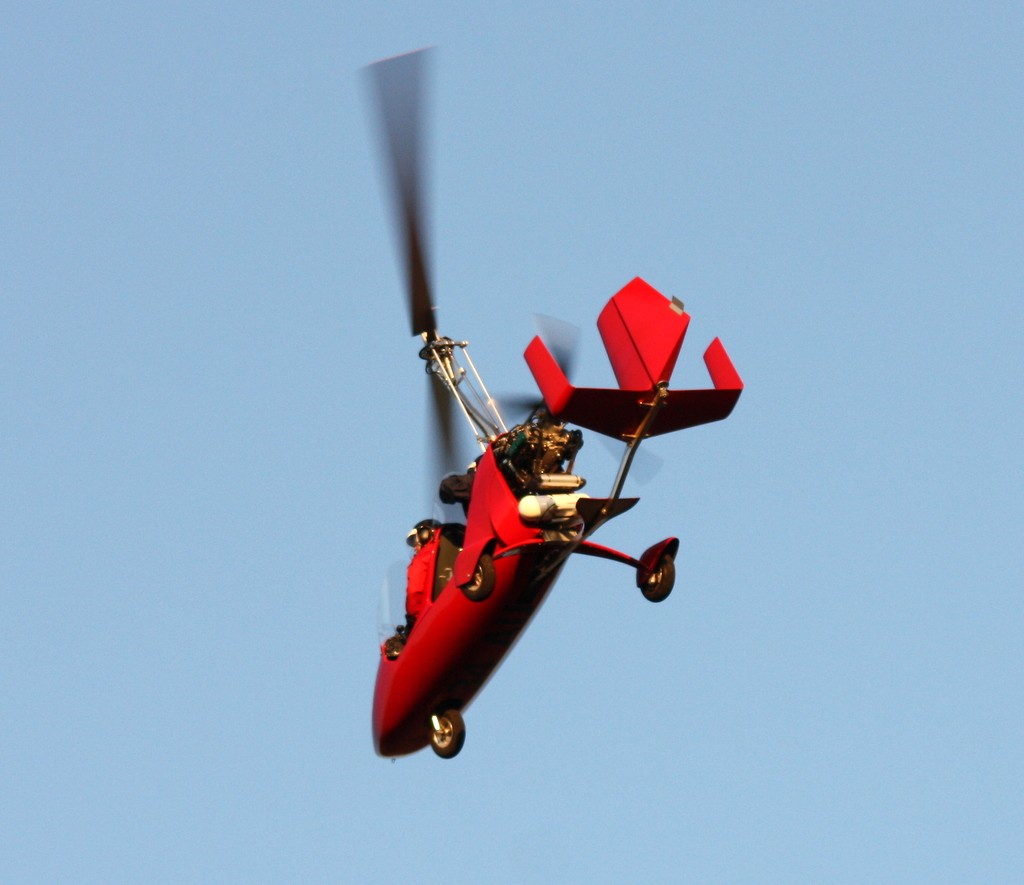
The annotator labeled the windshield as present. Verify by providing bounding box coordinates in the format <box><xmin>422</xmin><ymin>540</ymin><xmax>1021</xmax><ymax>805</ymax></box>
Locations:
<box><xmin>377</xmin><ymin>557</ymin><xmax>408</xmax><ymax>645</ymax></box>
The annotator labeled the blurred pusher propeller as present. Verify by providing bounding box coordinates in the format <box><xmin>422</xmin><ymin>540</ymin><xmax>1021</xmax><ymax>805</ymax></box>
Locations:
<box><xmin>500</xmin><ymin>315</ymin><xmax>581</xmax><ymax>420</ymax></box>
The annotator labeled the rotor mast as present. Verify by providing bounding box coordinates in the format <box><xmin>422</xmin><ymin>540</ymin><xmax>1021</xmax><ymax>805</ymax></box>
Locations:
<box><xmin>419</xmin><ymin>333</ymin><xmax>507</xmax><ymax>453</ymax></box>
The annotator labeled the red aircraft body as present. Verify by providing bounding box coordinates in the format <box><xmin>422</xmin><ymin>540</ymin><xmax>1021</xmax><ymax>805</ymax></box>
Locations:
<box><xmin>366</xmin><ymin>52</ymin><xmax>743</xmax><ymax>758</ymax></box>
<box><xmin>371</xmin><ymin>277</ymin><xmax>743</xmax><ymax>758</ymax></box>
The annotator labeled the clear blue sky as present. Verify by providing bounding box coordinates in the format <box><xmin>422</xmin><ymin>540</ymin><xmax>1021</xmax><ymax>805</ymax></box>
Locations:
<box><xmin>3</xmin><ymin>3</ymin><xmax>1022</xmax><ymax>882</ymax></box>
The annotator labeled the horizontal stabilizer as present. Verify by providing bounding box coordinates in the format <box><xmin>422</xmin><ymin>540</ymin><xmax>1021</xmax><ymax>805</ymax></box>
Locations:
<box><xmin>524</xmin><ymin>334</ymin><xmax>743</xmax><ymax>440</ymax></box>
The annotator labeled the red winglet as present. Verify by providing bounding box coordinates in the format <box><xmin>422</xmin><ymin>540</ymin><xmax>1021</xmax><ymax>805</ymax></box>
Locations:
<box><xmin>524</xmin><ymin>335</ymin><xmax>573</xmax><ymax>415</ymax></box>
<box><xmin>704</xmin><ymin>336</ymin><xmax>743</xmax><ymax>390</ymax></box>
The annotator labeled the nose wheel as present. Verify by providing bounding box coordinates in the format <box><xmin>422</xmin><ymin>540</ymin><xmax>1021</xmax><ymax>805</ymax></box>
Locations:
<box><xmin>429</xmin><ymin>709</ymin><xmax>466</xmax><ymax>759</ymax></box>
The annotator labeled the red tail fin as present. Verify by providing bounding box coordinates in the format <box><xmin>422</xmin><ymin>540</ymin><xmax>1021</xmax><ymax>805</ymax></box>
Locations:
<box><xmin>597</xmin><ymin>277</ymin><xmax>689</xmax><ymax>388</ymax></box>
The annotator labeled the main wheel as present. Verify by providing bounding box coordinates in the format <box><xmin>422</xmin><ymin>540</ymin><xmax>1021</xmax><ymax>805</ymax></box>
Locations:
<box><xmin>641</xmin><ymin>555</ymin><xmax>675</xmax><ymax>603</ymax></box>
<box><xmin>461</xmin><ymin>553</ymin><xmax>494</xmax><ymax>602</ymax></box>
<box><xmin>429</xmin><ymin>709</ymin><xmax>466</xmax><ymax>759</ymax></box>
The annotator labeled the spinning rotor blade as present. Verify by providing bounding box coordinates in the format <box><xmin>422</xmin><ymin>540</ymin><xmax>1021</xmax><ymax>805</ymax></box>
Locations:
<box><xmin>366</xmin><ymin>49</ymin><xmax>438</xmax><ymax>338</ymax></box>
<box><xmin>428</xmin><ymin>372</ymin><xmax>458</xmax><ymax>478</ymax></box>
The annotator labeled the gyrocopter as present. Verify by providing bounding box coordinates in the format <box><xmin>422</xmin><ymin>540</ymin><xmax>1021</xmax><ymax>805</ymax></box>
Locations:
<box><xmin>366</xmin><ymin>50</ymin><xmax>743</xmax><ymax>759</ymax></box>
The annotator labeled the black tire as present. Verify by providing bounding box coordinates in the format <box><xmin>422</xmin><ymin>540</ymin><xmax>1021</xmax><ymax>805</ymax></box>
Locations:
<box><xmin>461</xmin><ymin>553</ymin><xmax>495</xmax><ymax>602</ymax></box>
<box><xmin>429</xmin><ymin>709</ymin><xmax>466</xmax><ymax>759</ymax></box>
<box><xmin>641</xmin><ymin>555</ymin><xmax>675</xmax><ymax>603</ymax></box>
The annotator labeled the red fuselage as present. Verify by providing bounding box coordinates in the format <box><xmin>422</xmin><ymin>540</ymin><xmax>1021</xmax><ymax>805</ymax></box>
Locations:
<box><xmin>372</xmin><ymin>445</ymin><xmax>564</xmax><ymax>757</ymax></box>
